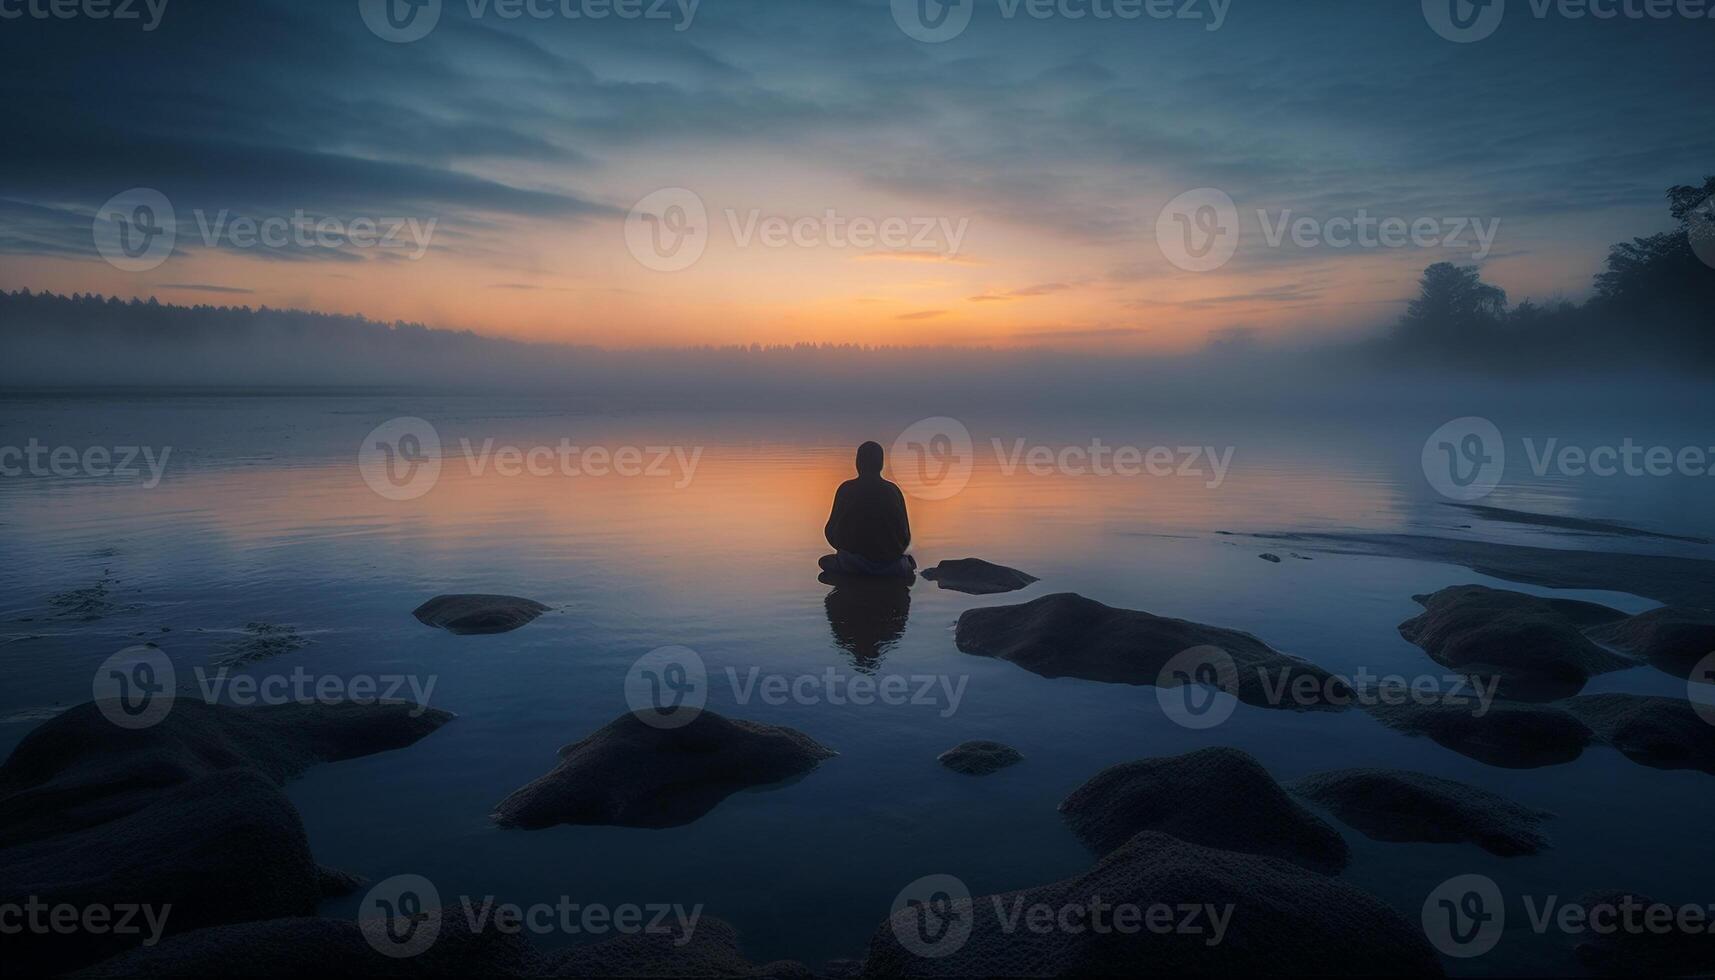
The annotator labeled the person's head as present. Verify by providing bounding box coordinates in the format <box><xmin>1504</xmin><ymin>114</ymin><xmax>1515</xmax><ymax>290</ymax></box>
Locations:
<box><xmin>855</xmin><ymin>441</ymin><xmax>884</xmax><ymax>476</ymax></box>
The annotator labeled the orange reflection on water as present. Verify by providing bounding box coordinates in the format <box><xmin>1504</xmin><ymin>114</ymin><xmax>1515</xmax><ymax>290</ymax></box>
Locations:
<box><xmin>7</xmin><ymin>435</ymin><xmax>1396</xmax><ymax>589</ymax></box>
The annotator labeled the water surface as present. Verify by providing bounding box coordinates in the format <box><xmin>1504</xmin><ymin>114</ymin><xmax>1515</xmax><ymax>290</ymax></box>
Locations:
<box><xmin>1</xmin><ymin>393</ymin><xmax>1710</xmax><ymax>975</ymax></box>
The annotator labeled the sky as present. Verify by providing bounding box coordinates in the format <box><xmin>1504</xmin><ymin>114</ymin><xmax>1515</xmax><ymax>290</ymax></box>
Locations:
<box><xmin>0</xmin><ymin>0</ymin><xmax>1711</xmax><ymax>351</ymax></box>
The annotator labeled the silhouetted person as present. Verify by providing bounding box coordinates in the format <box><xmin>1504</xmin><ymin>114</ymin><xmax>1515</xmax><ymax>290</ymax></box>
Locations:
<box><xmin>819</xmin><ymin>441</ymin><xmax>915</xmax><ymax>579</ymax></box>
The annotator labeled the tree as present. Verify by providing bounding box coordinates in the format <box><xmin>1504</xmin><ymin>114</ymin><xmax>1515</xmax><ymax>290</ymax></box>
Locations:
<box><xmin>1396</xmin><ymin>262</ymin><xmax>1507</xmax><ymax>349</ymax></box>
<box><xmin>1591</xmin><ymin>174</ymin><xmax>1715</xmax><ymax>362</ymax></box>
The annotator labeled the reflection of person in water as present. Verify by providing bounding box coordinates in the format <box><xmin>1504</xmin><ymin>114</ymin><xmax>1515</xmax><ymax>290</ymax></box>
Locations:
<box><xmin>819</xmin><ymin>441</ymin><xmax>915</xmax><ymax>578</ymax></box>
<box><xmin>820</xmin><ymin>573</ymin><xmax>911</xmax><ymax>671</ymax></box>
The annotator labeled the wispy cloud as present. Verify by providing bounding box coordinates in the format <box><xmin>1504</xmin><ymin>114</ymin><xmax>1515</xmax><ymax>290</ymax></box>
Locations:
<box><xmin>853</xmin><ymin>251</ymin><xmax>984</xmax><ymax>266</ymax></box>
<box><xmin>158</xmin><ymin>283</ymin><xmax>255</xmax><ymax>294</ymax></box>
<box><xmin>970</xmin><ymin>282</ymin><xmax>1073</xmax><ymax>302</ymax></box>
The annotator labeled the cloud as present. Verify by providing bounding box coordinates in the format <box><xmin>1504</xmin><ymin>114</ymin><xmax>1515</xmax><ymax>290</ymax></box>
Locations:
<box><xmin>157</xmin><ymin>283</ymin><xmax>255</xmax><ymax>294</ymax></box>
<box><xmin>1012</xmin><ymin>326</ymin><xmax>1146</xmax><ymax>340</ymax></box>
<box><xmin>970</xmin><ymin>282</ymin><xmax>1073</xmax><ymax>302</ymax></box>
<box><xmin>853</xmin><ymin>251</ymin><xmax>984</xmax><ymax>266</ymax></box>
<box><xmin>0</xmin><ymin>199</ymin><xmax>102</xmax><ymax>258</ymax></box>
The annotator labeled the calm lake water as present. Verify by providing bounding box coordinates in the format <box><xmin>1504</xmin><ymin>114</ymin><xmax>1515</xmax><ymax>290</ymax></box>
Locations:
<box><xmin>1</xmin><ymin>392</ymin><xmax>1711</xmax><ymax>976</ymax></box>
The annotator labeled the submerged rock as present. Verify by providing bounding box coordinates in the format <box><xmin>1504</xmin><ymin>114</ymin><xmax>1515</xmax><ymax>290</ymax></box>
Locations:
<box><xmin>0</xmin><ymin>699</ymin><xmax>454</xmax><ymax>974</ymax></box>
<box><xmin>954</xmin><ymin>592</ymin><xmax>1350</xmax><ymax>711</ymax></box>
<box><xmin>47</xmin><ymin>569</ymin><xmax>135</xmax><ymax>621</ymax></box>
<box><xmin>1447</xmin><ymin>502</ymin><xmax>1712</xmax><ymax>544</ymax></box>
<box><xmin>492</xmin><ymin>710</ymin><xmax>836</xmax><ymax>829</ymax></box>
<box><xmin>1584</xmin><ymin>606</ymin><xmax>1715</xmax><ymax>679</ymax></box>
<box><xmin>1561</xmin><ymin>694</ymin><xmax>1715</xmax><ymax>775</ymax></box>
<box><xmin>316</xmin><ymin>866</ymin><xmax>369</xmax><ymax>898</ymax></box>
<box><xmin>1258</xmin><ymin>553</ymin><xmax>1282</xmax><ymax>563</ymax></box>
<box><xmin>412</xmin><ymin>593</ymin><xmax>549</xmax><ymax>635</ymax></box>
<box><xmin>216</xmin><ymin>622</ymin><xmax>309</xmax><ymax>666</ymax></box>
<box><xmin>1365</xmin><ymin>693</ymin><xmax>1593</xmax><ymax>769</ymax></box>
<box><xmin>0</xmin><ymin>699</ymin><xmax>453</xmax><ymax>845</ymax></box>
<box><xmin>937</xmin><ymin>740</ymin><xmax>1023</xmax><ymax>775</ymax></box>
<box><xmin>1569</xmin><ymin>891</ymin><xmax>1715</xmax><ymax>977</ymax></box>
<box><xmin>1397</xmin><ymin>585</ymin><xmax>1634</xmax><ymax>700</ymax></box>
<box><xmin>1290</xmin><ymin>768</ymin><xmax>1552</xmax><ymax>856</ymax></box>
<box><xmin>919</xmin><ymin>558</ymin><xmax>1038</xmax><ymax>595</ymax></box>
<box><xmin>1254</xmin><ymin>531</ymin><xmax>1715</xmax><ymax>608</ymax></box>
<box><xmin>4</xmin><ymin>769</ymin><xmax>321</xmax><ymax>976</ymax></box>
<box><xmin>1060</xmin><ymin>747</ymin><xmax>1349</xmax><ymax>874</ymax></box>
<box><xmin>862</xmin><ymin>831</ymin><xmax>1441</xmax><ymax>977</ymax></box>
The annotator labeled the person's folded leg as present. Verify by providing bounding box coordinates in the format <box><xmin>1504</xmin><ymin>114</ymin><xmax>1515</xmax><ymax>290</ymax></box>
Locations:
<box><xmin>820</xmin><ymin>550</ymin><xmax>915</xmax><ymax>579</ymax></box>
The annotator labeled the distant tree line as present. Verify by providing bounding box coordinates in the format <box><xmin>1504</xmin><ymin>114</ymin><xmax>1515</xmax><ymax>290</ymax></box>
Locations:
<box><xmin>1380</xmin><ymin>175</ymin><xmax>1714</xmax><ymax>370</ymax></box>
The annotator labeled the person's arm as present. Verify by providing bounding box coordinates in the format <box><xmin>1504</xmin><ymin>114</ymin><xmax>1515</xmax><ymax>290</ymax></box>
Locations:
<box><xmin>825</xmin><ymin>483</ymin><xmax>849</xmax><ymax>551</ymax></box>
<box><xmin>892</xmin><ymin>484</ymin><xmax>911</xmax><ymax>551</ymax></box>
